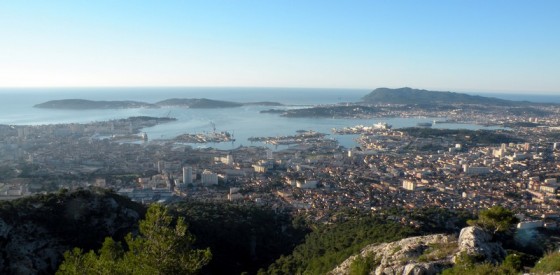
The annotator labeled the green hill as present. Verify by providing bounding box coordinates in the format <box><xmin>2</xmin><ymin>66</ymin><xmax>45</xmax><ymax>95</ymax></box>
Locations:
<box><xmin>362</xmin><ymin>87</ymin><xmax>520</xmax><ymax>105</ymax></box>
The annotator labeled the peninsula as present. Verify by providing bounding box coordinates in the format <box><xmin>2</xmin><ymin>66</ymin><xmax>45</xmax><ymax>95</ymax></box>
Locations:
<box><xmin>362</xmin><ymin>87</ymin><xmax>524</xmax><ymax>105</ymax></box>
<box><xmin>261</xmin><ymin>87</ymin><xmax>554</xmax><ymax>121</ymax></box>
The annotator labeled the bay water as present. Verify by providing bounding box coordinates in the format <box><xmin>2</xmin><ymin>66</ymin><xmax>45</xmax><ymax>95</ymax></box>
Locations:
<box><xmin>0</xmin><ymin>87</ymin><xmax>556</xmax><ymax>150</ymax></box>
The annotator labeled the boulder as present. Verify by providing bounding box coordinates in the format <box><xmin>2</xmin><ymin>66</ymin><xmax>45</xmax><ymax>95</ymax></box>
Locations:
<box><xmin>455</xmin><ymin>226</ymin><xmax>506</xmax><ymax>264</ymax></box>
<box><xmin>330</xmin><ymin>234</ymin><xmax>456</xmax><ymax>275</ymax></box>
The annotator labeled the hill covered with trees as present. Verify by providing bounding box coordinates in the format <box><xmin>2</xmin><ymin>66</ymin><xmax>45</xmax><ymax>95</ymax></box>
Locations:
<box><xmin>362</xmin><ymin>87</ymin><xmax>522</xmax><ymax>106</ymax></box>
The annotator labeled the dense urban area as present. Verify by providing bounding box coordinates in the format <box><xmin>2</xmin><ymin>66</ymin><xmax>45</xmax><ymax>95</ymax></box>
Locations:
<box><xmin>2</xmin><ymin>99</ymin><xmax>560</xmax><ymax>232</ymax></box>
<box><xmin>3</xmin><ymin>89</ymin><xmax>560</xmax><ymax>274</ymax></box>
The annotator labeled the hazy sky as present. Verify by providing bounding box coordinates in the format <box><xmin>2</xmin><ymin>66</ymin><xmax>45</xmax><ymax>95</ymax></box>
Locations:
<box><xmin>1</xmin><ymin>1</ymin><xmax>559</xmax><ymax>93</ymax></box>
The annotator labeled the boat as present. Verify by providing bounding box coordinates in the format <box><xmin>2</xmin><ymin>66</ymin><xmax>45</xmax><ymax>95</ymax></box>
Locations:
<box><xmin>417</xmin><ymin>122</ymin><xmax>433</xmax><ymax>127</ymax></box>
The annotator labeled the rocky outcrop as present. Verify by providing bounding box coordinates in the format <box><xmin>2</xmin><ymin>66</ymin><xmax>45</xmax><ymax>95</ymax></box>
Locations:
<box><xmin>0</xmin><ymin>189</ymin><xmax>143</xmax><ymax>274</ymax></box>
<box><xmin>454</xmin><ymin>226</ymin><xmax>506</xmax><ymax>264</ymax></box>
<box><xmin>331</xmin><ymin>226</ymin><xmax>508</xmax><ymax>275</ymax></box>
<box><xmin>330</xmin><ymin>234</ymin><xmax>457</xmax><ymax>275</ymax></box>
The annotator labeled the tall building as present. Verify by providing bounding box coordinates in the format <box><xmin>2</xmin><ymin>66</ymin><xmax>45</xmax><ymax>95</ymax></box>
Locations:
<box><xmin>182</xmin><ymin>166</ymin><xmax>193</xmax><ymax>184</ymax></box>
<box><xmin>157</xmin><ymin>161</ymin><xmax>164</xmax><ymax>173</ymax></box>
<box><xmin>201</xmin><ymin>170</ymin><xmax>218</xmax><ymax>185</ymax></box>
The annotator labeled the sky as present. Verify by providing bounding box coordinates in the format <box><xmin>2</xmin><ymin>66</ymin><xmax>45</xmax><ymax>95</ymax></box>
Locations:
<box><xmin>0</xmin><ymin>1</ymin><xmax>559</xmax><ymax>94</ymax></box>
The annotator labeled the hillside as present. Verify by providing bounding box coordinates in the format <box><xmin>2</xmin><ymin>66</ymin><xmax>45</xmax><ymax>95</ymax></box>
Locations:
<box><xmin>330</xmin><ymin>226</ymin><xmax>504</xmax><ymax>275</ymax></box>
<box><xmin>3</xmin><ymin>190</ymin><xmax>558</xmax><ymax>274</ymax></box>
<box><xmin>362</xmin><ymin>87</ymin><xmax>520</xmax><ymax>105</ymax></box>
<box><xmin>169</xmin><ymin>201</ymin><xmax>307</xmax><ymax>275</ymax></box>
<box><xmin>0</xmin><ymin>189</ymin><xmax>144</xmax><ymax>274</ymax></box>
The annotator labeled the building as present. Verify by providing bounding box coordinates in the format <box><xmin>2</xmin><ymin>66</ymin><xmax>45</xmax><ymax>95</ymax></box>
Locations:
<box><xmin>221</xmin><ymin>154</ymin><xmax>234</xmax><ymax>165</ymax></box>
<box><xmin>182</xmin><ymin>166</ymin><xmax>193</xmax><ymax>184</ymax></box>
<box><xmin>253</xmin><ymin>164</ymin><xmax>267</xmax><ymax>173</ymax></box>
<box><xmin>228</xmin><ymin>187</ymin><xmax>243</xmax><ymax>201</ymax></box>
<box><xmin>201</xmin><ymin>170</ymin><xmax>218</xmax><ymax>185</ymax></box>
<box><xmin>157</xmin><ymin>161</ymin><xmax>164</xmax><ymax>173</ymax></box>
<box><xmin>463</xmin><ymin>165</ymin><xmax>490</xmax><ymax>176</ymax></box>
<box><xmin>403</xmin><ymin>180</ymin><xmax>417</xmax><ymax>191</ymax></box>
<box><xmin>296</xmin><ymin>180</ymin><xmax>318</xmax><ymax>189</ymax></box>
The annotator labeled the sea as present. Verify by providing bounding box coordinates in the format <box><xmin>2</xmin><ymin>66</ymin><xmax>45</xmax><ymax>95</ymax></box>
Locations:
<box><xmin>1</xmin><ymin>87</ymin><xmax>558</xmax><ymax>150</ymax></box>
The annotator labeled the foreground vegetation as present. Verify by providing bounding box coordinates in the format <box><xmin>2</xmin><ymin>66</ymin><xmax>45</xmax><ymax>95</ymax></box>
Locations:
<box><xmin>169</xmin><ymin>201</ymin><xmax>308</xmax><ymax>274</ymax></box>
<box><xmin>57</xmin><ymin>204</ymin><xmax>211</xmax><ymax>274</ymax></box>
<box><xmin>532</xmin><ymin>251</ymin><xmax>560</xmax><ymax>274</ymax></box>
<box><xmin>263</xmin><ymin>215</ymin><xmax>415</xmax><ymax>275</ymax></box>
<box><xmin>2</xmin><ymin>190</ymin><xmax>559</xmax><ymax>274</ymax></box>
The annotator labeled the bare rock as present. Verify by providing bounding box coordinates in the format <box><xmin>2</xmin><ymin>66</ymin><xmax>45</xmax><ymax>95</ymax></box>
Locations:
<box><xmin>455</xmin><ymin>226</ymin><xmax>506</xmax><ymax>264</ymax></box>
<box><xmin>331</xmin><ymin>234</ymin><xmax>456</xmax><ymax>275</ymax></box>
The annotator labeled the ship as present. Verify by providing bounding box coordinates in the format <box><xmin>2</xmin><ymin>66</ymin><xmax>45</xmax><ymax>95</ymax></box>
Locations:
<box><xmin>417</xmin><ymin>122</ymin><xmax>433</xmax><ymax>127</ymax></box>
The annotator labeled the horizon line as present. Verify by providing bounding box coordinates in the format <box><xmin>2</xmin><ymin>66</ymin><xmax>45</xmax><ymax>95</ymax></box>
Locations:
<box><xmin>0</xmin><ymin>85</ymin><xmax>558</xmax><ymax>95</ymax></box>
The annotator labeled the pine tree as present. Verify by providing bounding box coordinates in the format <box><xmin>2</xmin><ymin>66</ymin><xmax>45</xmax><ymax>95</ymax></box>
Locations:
<box><xmin>57</xmin><ymin>204</ymin><xmax>211</xmax><ymax>275</ymax></box>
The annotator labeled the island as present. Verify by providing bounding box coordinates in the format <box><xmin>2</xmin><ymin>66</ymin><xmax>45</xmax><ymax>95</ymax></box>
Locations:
<box><xmin>34</xmin><ymin>99</ymin><xmax>158</xmax><ymax>109</ymax></box>
<box><xmin>156</xmin><ymin>98</ymin><xmax>243</xmax><ymax>108</ymax></box>
<box><xmin>35</xmin><ymin>98</ymin><xmax>284</xmax><ymax>109</ymax></box>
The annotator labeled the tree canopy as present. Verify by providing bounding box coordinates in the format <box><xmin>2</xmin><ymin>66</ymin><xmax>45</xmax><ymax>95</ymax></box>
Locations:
<box><xmin>57</xmin><ymin>203</ymin><xmax>211</xmax><ymax>275</ymax></box>
<box><xmin>467</xmin><ymin>206</ymin><xmax>518</xmax><ymax>234</ymax></box>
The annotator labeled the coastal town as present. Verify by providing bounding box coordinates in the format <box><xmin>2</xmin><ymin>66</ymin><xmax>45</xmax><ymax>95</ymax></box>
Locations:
<box><xmin>2</xmin><ymin>100</ymin><xmax>560</xmax><ymax>232</ymax></box>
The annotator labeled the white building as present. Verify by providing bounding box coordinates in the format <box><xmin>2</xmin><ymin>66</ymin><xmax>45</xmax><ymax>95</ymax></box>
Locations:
<box><xmin>296</xmin><ymin>180</ymin><xmax>318</xmax><ymax>189</ymax></box>
<box><xmin>253</xmin><ymin>164</ymin><xmax>267</xmax><ymax>173</ymax></box>
<box><xmin>403</xmin><ymin>180</ymin><xmax>417</xmax><ymax>191</ymax></box>
<box><xmin>182</xmin><ymin>166</ymin><xmax>193</xmax><ymax>184</ymax></box>
<box><xmin>201</xmin><ymin>170</ymin><xmax>218</xmax><ymax>185</ymax></box>
<box><xmin>220</xmin><ymin>154</ymin><xmax>234</xmax><ymax>165</ymax></box>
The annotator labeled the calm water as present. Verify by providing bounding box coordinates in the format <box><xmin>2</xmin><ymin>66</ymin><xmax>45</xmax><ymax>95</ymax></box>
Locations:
<box><xmin>0</xmin><ymin>87</ymin><xmax>555</xmax><ymax>150</ymax></box>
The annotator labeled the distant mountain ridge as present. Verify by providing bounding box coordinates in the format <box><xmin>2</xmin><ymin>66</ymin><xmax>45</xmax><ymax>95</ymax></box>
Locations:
<box><xmin>362</xmin><ymin>87</ymin><xmax>525</xmax><ymax>105</ymax></box>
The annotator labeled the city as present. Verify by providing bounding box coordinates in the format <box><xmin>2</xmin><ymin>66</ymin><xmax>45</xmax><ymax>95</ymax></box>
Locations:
<box><xmin>2</xmin><ymin>1</ymin><xmax>560</xmax><ymax>273</ymax></box>
<box><xmin>2</xmin><ymin>101</ymin><xmax>560</xmax><ymax>233</ymax></box>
